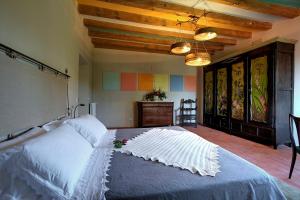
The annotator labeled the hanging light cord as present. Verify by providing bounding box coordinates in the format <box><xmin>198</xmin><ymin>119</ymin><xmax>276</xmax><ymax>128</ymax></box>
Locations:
<box><xmin>192</xmin><ymin>0</ymin><xmax>202</xmax><ymax>10</ymax></box>
<box><xmin>179</xmin><ymin>23</ymin><xmax>183</xmax><ymax>42</ymax></box>
<box><xmin>192</xmin><ymin>0</ymin><xmax>209</xmax><ymax>55</ymax></box>
<box><xmin>202</xmin><ymin>40</ymin><xmax>209</xmax><ymax>54</ymax></box>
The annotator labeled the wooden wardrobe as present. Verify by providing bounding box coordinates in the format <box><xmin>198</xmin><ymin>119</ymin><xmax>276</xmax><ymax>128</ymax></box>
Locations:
<box><xmin>203</xmin><ymin>41</ymin><xmax>294</xmax><ymax>149</ymax></box>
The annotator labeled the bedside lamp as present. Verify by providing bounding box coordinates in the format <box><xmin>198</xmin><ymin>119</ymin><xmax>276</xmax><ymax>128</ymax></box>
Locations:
<box><xmin>73</xmin><ymin>104</ymin><xmax>85</xmax><ymax>118</ymax></box>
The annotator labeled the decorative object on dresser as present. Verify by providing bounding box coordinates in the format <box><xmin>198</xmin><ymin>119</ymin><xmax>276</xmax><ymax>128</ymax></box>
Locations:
<box><xmin>203</xmin><ymin>41</ymin><xmax>294</xmax><ymax>149</ymax></box>
<box><xmin>143</xmin><ymin>89</ymin><xmax>167</xmax><ymax>101</ymax></box>
<box><xmin>137</xmin><ymin>101</ymin><xmax>173</xmax><ymax>128</ymax></box>
<box><xmin>180</xmin><ymin>99</ymin><xmax>197</xmax><ymax>127</ymax></box>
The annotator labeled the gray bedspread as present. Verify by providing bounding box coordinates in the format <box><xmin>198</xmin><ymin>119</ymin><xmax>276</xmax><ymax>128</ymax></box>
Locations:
<box><xmin>105</xmin><ymin>127</ymin><xmax>286</xmax><ymax>200</ymax></box>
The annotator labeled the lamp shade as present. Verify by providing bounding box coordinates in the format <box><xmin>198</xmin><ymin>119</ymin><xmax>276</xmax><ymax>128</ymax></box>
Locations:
<box><xmin>194</xmin><ymin>27</ymin><xmax>217</xmax><ymax>41</ymax></box>
<box><xmin>185</xmin><ymin>52</ymin><xmax>211</xmax><ymax>67</ymax></box>
<box><xmin>170</xmin><ymin>42</ymin><xmax>191</xmax><ymax>54</ymax></box>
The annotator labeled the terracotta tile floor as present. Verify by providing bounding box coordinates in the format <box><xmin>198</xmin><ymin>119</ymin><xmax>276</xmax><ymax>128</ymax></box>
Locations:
<box><xmin>184</xmin><ymin>125</ymin><xmax>300</xmax><ymax>189</ymax></box>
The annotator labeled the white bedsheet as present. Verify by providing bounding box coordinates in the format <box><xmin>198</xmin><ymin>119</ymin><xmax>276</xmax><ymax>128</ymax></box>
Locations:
<box><xmin>0</xmin><ymin>130</ymin><xmax>116</xmax><ymax>200</ymax></box>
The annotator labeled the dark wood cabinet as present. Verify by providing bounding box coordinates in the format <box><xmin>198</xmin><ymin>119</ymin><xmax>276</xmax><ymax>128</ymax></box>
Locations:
<box><xmin>137</xmin><ymin>101</ymin><xmax>174</xmax><ymax>127</ymax></box>
<box><xmin>203</xmin><ymin>41</ymin><xmax>294</xmax><ymax>148</ymax></box>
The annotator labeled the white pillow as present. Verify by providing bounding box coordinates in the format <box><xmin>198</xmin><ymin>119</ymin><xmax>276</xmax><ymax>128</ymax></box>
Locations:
<box><xmin>64</xmin><ymin>115</ymin><xmax>107</xmax><ymax>147</ymax></box>
<box><xmin>42</xmin><ymin>119</ymin><xmax>64</xmax><ymax>132</ymax></box>
<box><xmin>0</xmin><ymin>127</ymin><xmax>46</xmax><ymax>151</ymax></box>
<box><xmin>7</xmin><ymin>124</ymin><xmax>93</xmax><ymax>199</ymax></box>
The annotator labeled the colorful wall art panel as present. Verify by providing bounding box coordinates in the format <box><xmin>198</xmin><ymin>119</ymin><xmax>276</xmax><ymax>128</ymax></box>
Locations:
<box><xmin>138</xmin><ymin>73</ymin><xmax>153</xmax><ymax>91</ymax></box>
<box><xmin>232</xmin><ymin>62</ymin><xmax>244</xmax><ymax>120</ymax></box>
<box><xmin>121</xmin><ymin>72</ymin><xmax>137</xmax><ymax>91</ymax></box>
<box><xmin>184</xmin><ymin>75</ymin><xmax>196</xmax><ymax>91</ymax></box>
<box><xmin>103</xmin><ymin>71</ymin><xmax>196</xmax><ymax>93</ymax></box>
<box><xmin>170</xmin><ymin>75</ymin><xmax>183</xmax><ymax>91</ymax></box>
<box><xmin>251</xmin><ymin>56</ymin><xmax>268</xmax><ymax>123</ymax></box>
<box><xmin>154</xmin><ymin>74</ymin><xmax>169</xmax><ymax>91</ymax></box>
<box><xmin>204</xmin><ymin>71</ymin><xmax>213</xmax><ymax>114</ymax></box>
<box><xmin>217</xmin><ymin>68</ymin><xmax>227</xmax><ymax>116</ymax></box>
<box><xmin>103</xmin><ymin>71</ymin><xmax>120</xmax><ymax>91</ymax></box>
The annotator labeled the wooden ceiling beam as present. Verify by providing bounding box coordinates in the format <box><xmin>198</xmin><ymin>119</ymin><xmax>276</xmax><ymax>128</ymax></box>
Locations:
<box><xmin>91</xmin><ymin>38</ymin><xmax>216</xmax><ymax>53</ymax></box>
<box><xmin>93</xmin><ymin>43</ymin><xmax>175</xmax><ymax>55</ymax></box>
<box><xmin>92</xmin><ymin>38</ymin><xmax>172</xmax><ymax>51</ymax></box>
<box><xmin>207</xmin><ymin>0</ymin><xmax>300</xmax><ymax>18</ymax></box>
<box><xmin>89</xmin><ymin>31</ymin><xmax>225</xmax><ymax>51</ymax></box>
<box><xmin>96</xmin><ymin>0</ymin><xmax>272</xmax><ymax>30</ymax></box>
<box><xmin>79</xmin><ymin>5</ymin><xmax>252</xmax><ymax>38</ymax></box>
<box><xmin>84</xmin><ymin>19</ymin><xmax>238</xmax><ymax>45</ymax></box>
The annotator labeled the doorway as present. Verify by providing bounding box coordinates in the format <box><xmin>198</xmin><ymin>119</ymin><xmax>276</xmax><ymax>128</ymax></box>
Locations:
<box><xmin>78</xmin><ymin>55</ymin><xmax>92</xmax><ymax>116</ymax></box>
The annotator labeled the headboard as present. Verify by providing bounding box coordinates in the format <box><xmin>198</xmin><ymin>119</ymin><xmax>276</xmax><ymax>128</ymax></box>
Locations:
<box><xmin>0</xmin><ymin>44</ymin><xmax>69</xmax><ymax>140</ymax></box>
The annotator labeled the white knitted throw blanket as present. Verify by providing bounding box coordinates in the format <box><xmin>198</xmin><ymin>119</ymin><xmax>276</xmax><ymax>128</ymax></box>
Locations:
<box><xmin>116</xmin><ymin>128</ymin><xmax>220</xmax><ymax>176</ymax></box>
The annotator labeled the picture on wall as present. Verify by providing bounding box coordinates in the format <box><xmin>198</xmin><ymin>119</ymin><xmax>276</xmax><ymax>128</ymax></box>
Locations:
<box><xmin>121</xmin><ymin>72</ymin><xmax>137</xmax><ymax>91</ymax></box>
<box><xmin>138</xmin><ymin>73</ymin><xmax>154</xmax><ymax>91</ymax></box>
<box><xmin>250</xmin><ymin>56</ymin><xmax>268</xmax><ymax>123</ymax></box>
<box><xmin>170</xmin><ymin>75</ymin><xmax>183</xmax><ymax>92</ymax></box>
<box><xmin>217</xmin><ymin>68</ymin><xmax>227</xmax><ymax>116</ymax></box>
<box><xmin>154</xmin><ymin>74</ymin><xmax>169</xmax><ymax>91</ymax></box>
<box><xmin>102</xmin><ymin>71</ymin><xmax>120</xmax><ymax>91</ymax></box>
<box><xmin>184</xmin><ymin>75</ymin><xmax>196</xmax><ymax>91</ymax></box>
<box><xmin>231</xmin><ymin>62</ymin><xmax>244</xmax><ymax>120</ymax></box>
<box><xmin>204</xmin><ymin>71</ymin><xmax>213</xmax><ymax>114</ymax></box>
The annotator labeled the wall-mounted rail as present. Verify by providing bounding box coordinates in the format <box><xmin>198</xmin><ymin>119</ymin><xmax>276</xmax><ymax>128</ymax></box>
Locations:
<box><xmin>0</xmin><ymin>43</ymin><xmax>70</xmax><ymax>79</ymax></box>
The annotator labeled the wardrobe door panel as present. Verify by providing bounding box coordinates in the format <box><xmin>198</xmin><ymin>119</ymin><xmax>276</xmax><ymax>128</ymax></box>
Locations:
<box><xmin>204</xmin><ymin>71</ymin><xmax>214</xmax><ymax>114</ymax></box>
<box><xmin>216</xmin><ymin>68</ymin><xmax>227</xmax><ymax>116</ymax></box>
<box><xmin>231</xmin><ymin>62</ymin><xmax>245</xmax><ymax>120</ymax></box>
<box><xmin>250</xmin><ymin>56</ymin><xmax>269</xmax><ymax>123</ymax></box>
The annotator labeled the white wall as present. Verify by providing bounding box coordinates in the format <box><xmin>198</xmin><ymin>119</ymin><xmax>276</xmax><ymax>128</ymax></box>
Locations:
<box><xmin>214</xmin><ymin>16</ymin><xmax>300</xmax><ymax>115</ymax></box>
<box><xmin>0</xmin><ymin>0</ymin><xmax>93</xmax><ymax>111</ymax></box>
<box><xmin>78</xmin><ymin>61</ymin><xmax>93</xmax><ymax>115</ymax></box>
<box><xmin>93</xmin><ymin>49</ymin><xmax>197</xmax><ymax>128</ymax></box>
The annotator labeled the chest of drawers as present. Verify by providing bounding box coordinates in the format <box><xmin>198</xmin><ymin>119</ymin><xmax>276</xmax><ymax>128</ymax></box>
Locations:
<box><xmin>137</xmin><ymin>101</ymin><xmax>174</xmax><ymax>128</ymax></box>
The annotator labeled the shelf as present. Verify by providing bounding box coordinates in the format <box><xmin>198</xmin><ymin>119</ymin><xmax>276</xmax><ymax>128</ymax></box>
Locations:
<box><xmin>181</xmin><ymin>108</ymin><xmax>197</xmax><ymax>111</ymax></box>
<box><xmin>181</xmin><ymin>114</ymin><xmax>197</xmax><ymax>119</ymax></box>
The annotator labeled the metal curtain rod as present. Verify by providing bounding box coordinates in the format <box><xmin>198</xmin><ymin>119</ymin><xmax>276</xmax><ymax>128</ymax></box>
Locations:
<box><xmin>0</xmin><ymin>43</ymin><xmax>70</xmax><ymax>79</ymax></box>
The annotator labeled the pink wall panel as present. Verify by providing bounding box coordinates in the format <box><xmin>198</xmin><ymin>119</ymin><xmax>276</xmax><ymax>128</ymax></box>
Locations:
<box><xmin>121</xmin><ymin>72</ymin><xmax>137</xmax><ymax>91</ymax></box>
<box><xmin>184</xmin><ymin>75</ymin><xmax>196</xmax><ymax>91</ymax></box>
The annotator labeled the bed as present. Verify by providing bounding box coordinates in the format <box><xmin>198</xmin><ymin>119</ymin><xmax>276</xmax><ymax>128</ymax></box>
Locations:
<box><xmin>106</xmin><ymin>127</ymin><xmax>285</xmax><ymax>200</ymax></box>
<box><xmin>0</xmin><ymin>118</ymin><xmax>286</xmax><ymax>200</ymax></box>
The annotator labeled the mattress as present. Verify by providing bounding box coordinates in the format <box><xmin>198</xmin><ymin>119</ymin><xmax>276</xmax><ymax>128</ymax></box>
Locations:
<box><xmin>105</xmin><ymin>126</ymin><xmax>286</xmax><ymax>200</ymax></box>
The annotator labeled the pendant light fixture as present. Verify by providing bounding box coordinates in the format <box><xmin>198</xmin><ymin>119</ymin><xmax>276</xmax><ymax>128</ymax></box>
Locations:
<box><xmin>170</xmin><ymin>23</ymin><xmax>191</xmax><ymax>55</ymax></box>
<box><xmin>194</xmin><ymin>27</ymin><xmax>217</xmax><ymax>41</ymax></box>
<box><xmin>170</xmin><ymin>41</ymin><xmax>191</xmax><ymax>54</ymax></box>
<box><xmin>185</xmin><ymin>52</ymin><xmax>211</xmax><ymax>66</ymax></box>
<box><xmin>185</xmin><ymin>41</ymin><xmax>211</xmax><ymax>67</ymax></box>
<box><xmin>194</xmin><ymin>10</ymin><xmax>217</xmax><ymax>41</ymax></box>
<box><xmin>170</xmin><ymin>0</ymin><xmax>214</xmax><ymax>66</ymax></box>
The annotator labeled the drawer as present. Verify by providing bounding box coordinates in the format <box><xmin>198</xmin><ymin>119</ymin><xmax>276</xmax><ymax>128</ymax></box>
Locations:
<box><xmin>142</xmin><ymin>103</ymin><xmax>173</xmax><ymax>107</ymax></box>
<box><xmin>231</xmin><ymin>121</ymin><xmax>242</xmax><ymax>133</ymax></box>
<box><xmin>143</xmin><ymin>116</ymin><xmax>172</xmax><ymax>126</ymax></box>
<box><xmin>220</xmin><ymin>119</ymin><xmax>228</xmax><ymax>129</ymax></box>
<box><xmin>143</xmin><ymin>107</ymin><xmax>172</xmax><ymax>115</ymax></box>
<box><xmin>244</xmin><ymin>125</ymin><xmax>258</xmax><ymax>136</ymax></box>
<box><xmin>258</xmin><ymin>128</ymin><xmax>273</xmax><ymax>139</ymax></box>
